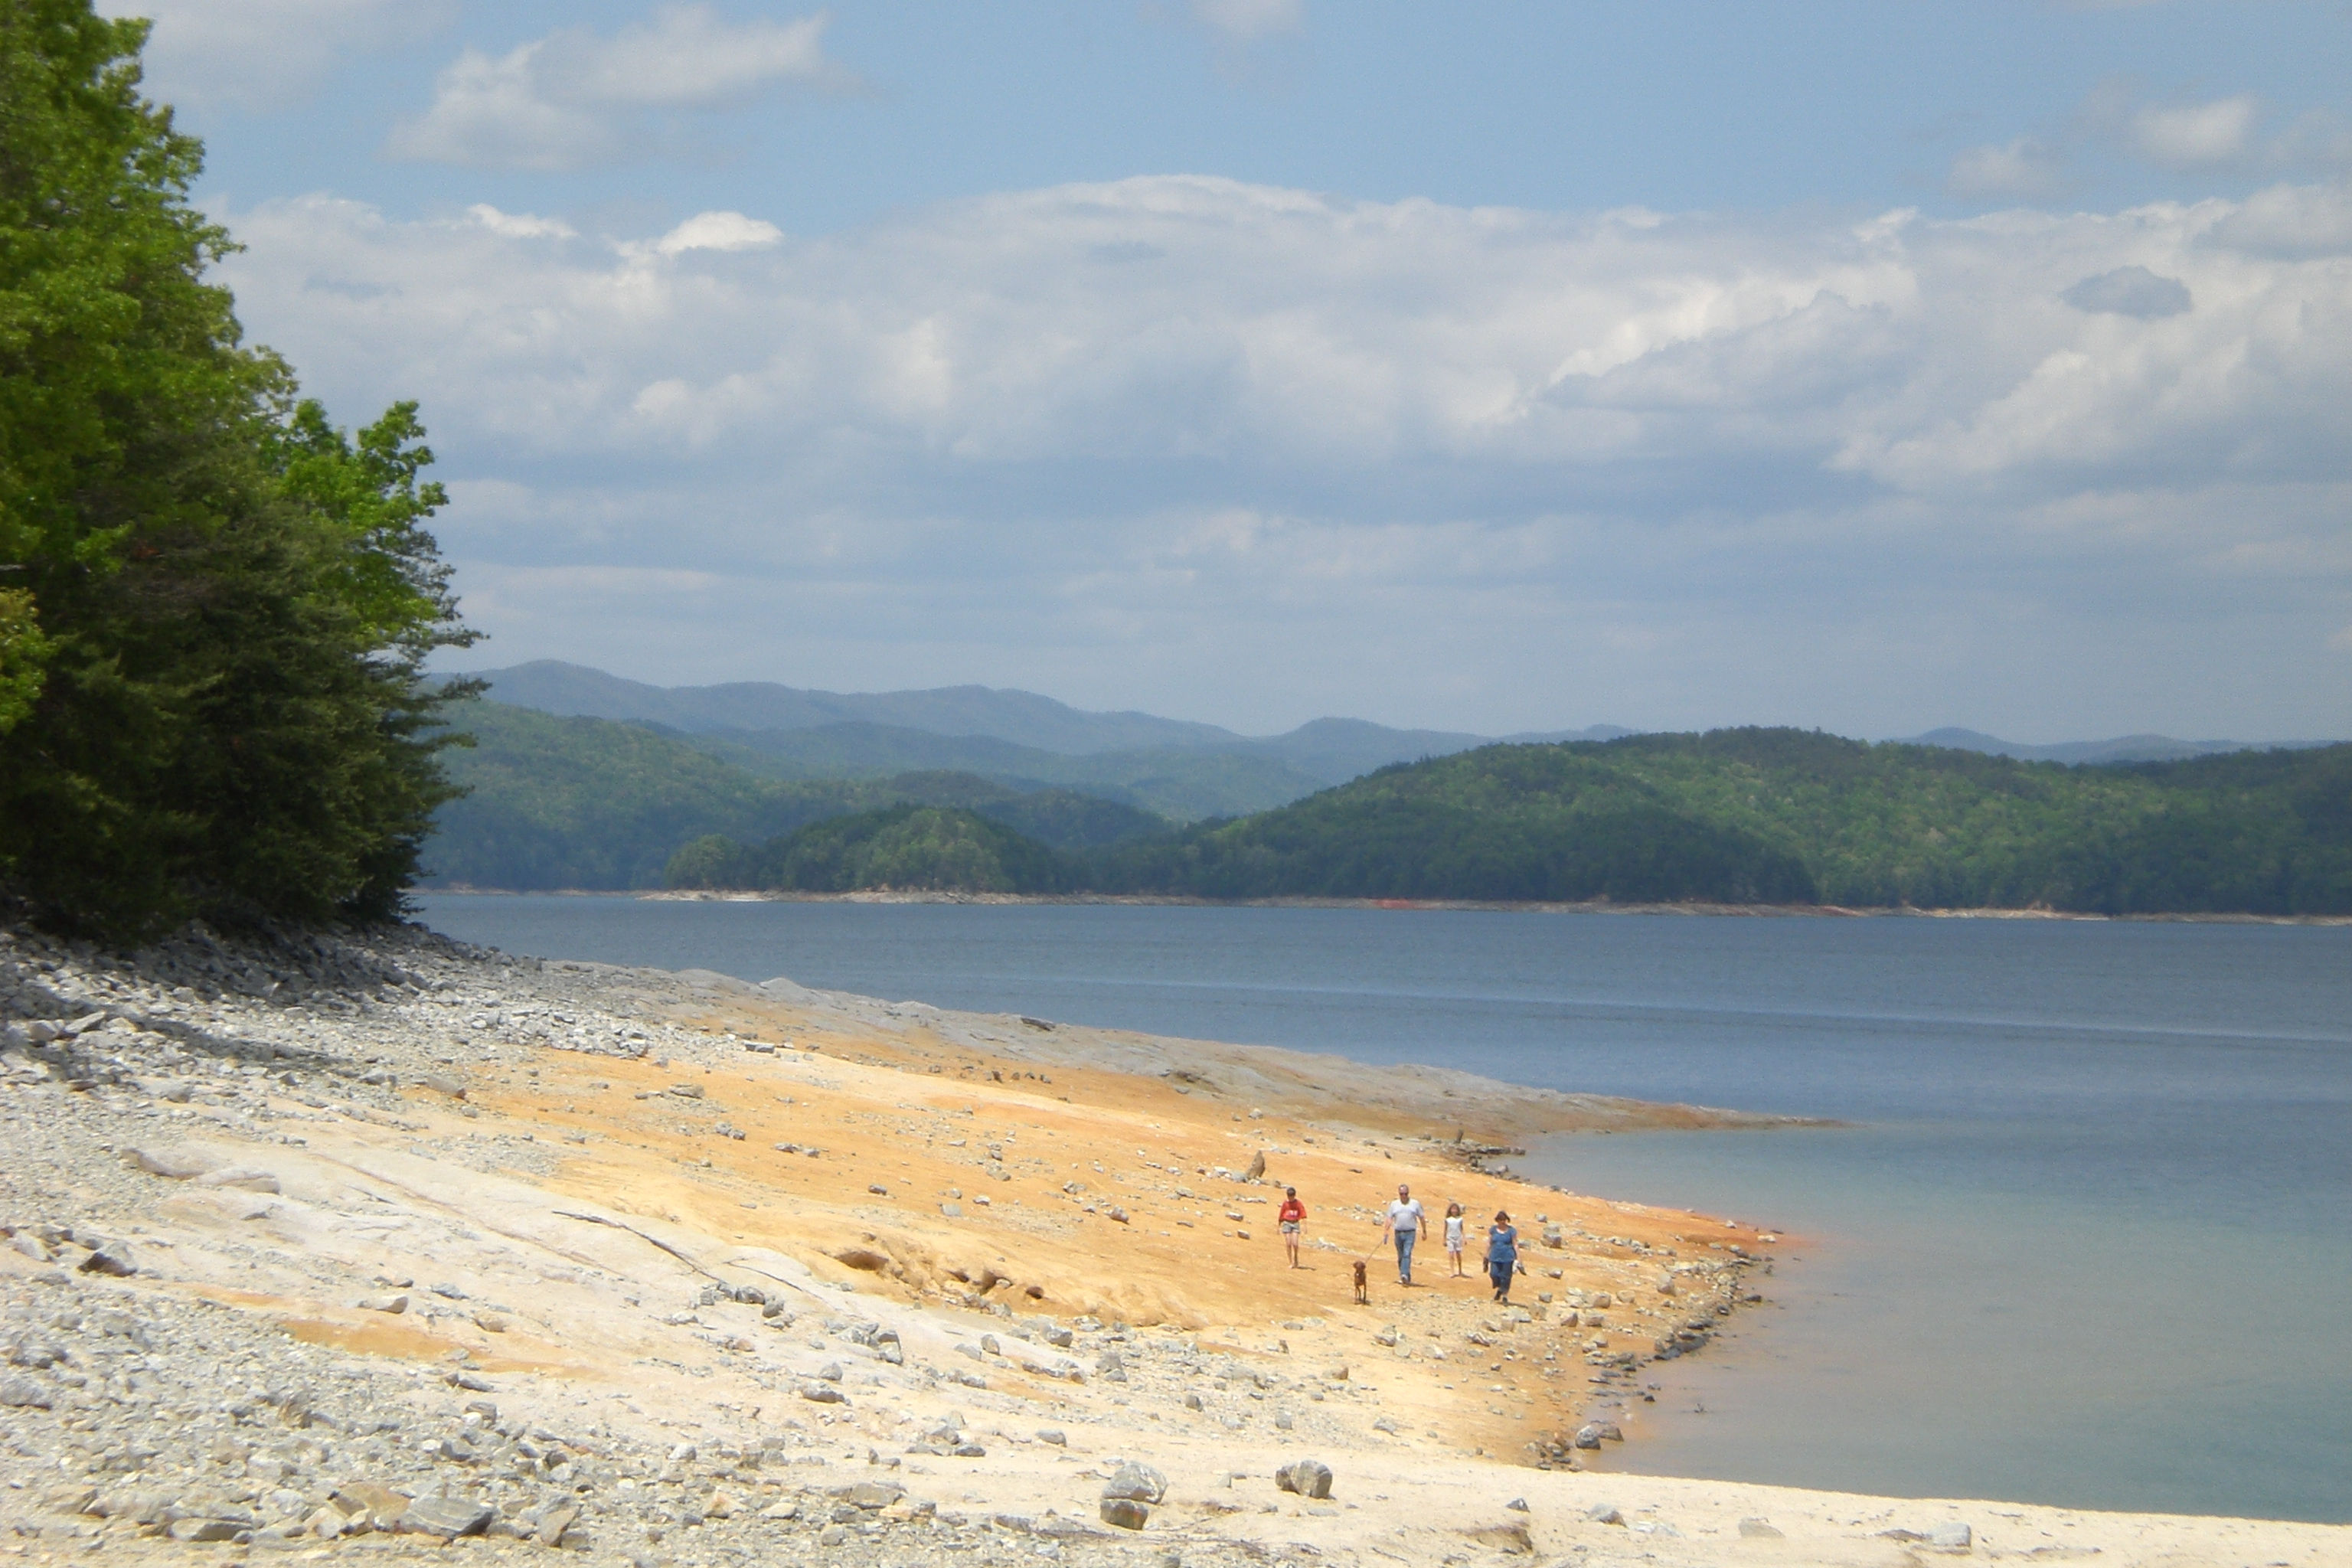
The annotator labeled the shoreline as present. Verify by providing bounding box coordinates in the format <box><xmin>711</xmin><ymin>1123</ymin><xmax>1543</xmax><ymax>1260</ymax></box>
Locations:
<box><xmin>426</xmin><ymin>887</ymin><xmax>2352</xmax><ymax>926</ymax></box>
<box><xmin>4</xmin><ymin>918</ymin><xmax>2344</xmax><ymax>1565</ymax></box>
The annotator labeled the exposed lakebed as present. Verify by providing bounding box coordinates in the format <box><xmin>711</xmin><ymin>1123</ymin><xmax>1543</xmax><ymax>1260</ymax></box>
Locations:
<box><xmin>418</xmin><ymin>895</ymin><xmax>2352</xmax><ymax>1523</ymax></box>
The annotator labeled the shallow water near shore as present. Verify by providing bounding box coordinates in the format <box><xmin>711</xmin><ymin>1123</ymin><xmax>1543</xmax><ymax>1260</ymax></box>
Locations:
<box><xmin>414</xmin><ymin>895</ymin><xmax>2352</xmax><ymax>1522</ymax></box>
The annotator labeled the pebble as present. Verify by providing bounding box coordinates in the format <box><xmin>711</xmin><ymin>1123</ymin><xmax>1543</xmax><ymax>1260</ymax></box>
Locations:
<box><xmin>0</xmin><ymin>1374</ymin><xmax>53</xmax><ymax>1408</ymax></box>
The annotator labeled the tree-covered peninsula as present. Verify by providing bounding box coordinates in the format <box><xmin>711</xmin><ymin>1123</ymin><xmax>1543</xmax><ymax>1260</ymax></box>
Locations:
<box><xmin>661</xmin><ymin>728</ymin><xmax>2352</xmax><ymax>916</ymax></box>
<box><xmin>1089</xmin><ymin>730</ymin><xmax>2352</xmax><ymax>913</ymax></box>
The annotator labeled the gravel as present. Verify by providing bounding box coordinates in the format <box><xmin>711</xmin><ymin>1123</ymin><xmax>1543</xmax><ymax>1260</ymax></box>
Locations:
<box><xmin>0</xmin><ymin>916</ymin><xmax>1292</xmax><ymax>1566</ymax></box>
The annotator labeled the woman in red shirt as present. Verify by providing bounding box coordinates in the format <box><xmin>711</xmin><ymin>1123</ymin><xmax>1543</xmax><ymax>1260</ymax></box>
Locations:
<box><xmin>1278</xmin><ymin>1187</ymin><xmax>1306</xmax><ymax>1269</ymax></box>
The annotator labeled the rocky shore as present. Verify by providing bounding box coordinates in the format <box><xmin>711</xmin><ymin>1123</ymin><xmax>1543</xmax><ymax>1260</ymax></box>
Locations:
<box><xmin>3</xmin><ymin>916</ymin><xmax>2344</xmax><ymax>1568</ymax></box>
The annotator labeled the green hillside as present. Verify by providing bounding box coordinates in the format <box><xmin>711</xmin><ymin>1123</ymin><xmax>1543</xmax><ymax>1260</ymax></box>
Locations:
<box><xmin>1089</xmin><ymin>730</ymin><xmax>2352</xmax><ymax>914</ymax></box>
<box><xmin>668</xmin><ymin>805</ymin><xmax>1071</xmax><ymax>895</ymax></box>
<box><xmin>679</xmin><ymin>722</ymin><xmax>1328</xmax><ymax>821</ymax></box>
<box><xmin>423</xmin><ymin>701</ymin><xmax>1168</xmax><ymax>889</ymax></box>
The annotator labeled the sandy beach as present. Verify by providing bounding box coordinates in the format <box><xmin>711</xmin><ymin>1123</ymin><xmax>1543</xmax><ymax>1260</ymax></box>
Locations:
<box><xmin>2</xmin><ymin>920</ymin><xmax>2344</xmax><ymax>1566</ymax></box>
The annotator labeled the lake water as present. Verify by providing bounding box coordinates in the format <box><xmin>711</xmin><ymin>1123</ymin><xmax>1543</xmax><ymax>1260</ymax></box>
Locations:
<box><xmin>413</xmin><ymin>895</ymin><xmax>2352</xmax><ymax>1523</ymax></box>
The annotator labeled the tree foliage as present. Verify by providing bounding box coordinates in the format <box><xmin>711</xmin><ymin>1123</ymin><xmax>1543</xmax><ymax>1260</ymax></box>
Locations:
<box><xmin>440</xmin><ymin>704</ymin><xmax>2352</xmax><ymax>910</ymax></box>
<box><xmin>0</xmin><ymin>2</ymin><xmax>475</xmax><ymax>936</ymax></box>
<box><xmin>668</xmin><ymin>805</ymin><xmax>1072</xmax><ymax>895</ymax></box>
<box><xmin>1092</xmin><ymin>730</ymin><xmax>2352</xmax><ymax>914</ymax></box>
<box><xmin>428</xmin><ymin>703</ymin><xmax>879</xmax><ymax>890</ymax></box>
<box><xmin>429</xmin><ymin>701</ymin><xmax>1171</xmax><ymax>890</ymax></box>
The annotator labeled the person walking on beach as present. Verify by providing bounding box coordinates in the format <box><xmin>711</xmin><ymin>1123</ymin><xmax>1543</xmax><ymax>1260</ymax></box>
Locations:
<box><xmin>1444</xmin><ymin>1201</ymin><xmax>1467</xmax><ymax>1276</ymax></box>
<box><xmin>1279</xmin><ymin>1187</ymin><xmax>1306</xmax><ymax>1269</ymax></box>
<box><xmin>1486</xmin><ymin>1210</ymin><xmax>1520</xmax><ymax>1303</ymax></box>
<box><xmin>1379</xmin><ymin>1184</ymin><xmax>1426</xmax><ymax>1286</ymax></box>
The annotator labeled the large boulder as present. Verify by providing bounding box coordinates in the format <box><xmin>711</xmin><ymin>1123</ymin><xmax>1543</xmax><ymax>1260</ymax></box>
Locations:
<box><xmin>1275</xmin><ymin>1459</ymin><xmax>1333</xmax><ymax>1500</ymax></box>
<box><xmin>78</xmin><ymin>1241</ymin><xmax>136</xmax><ymax>1277</ymax></box>
<box><xmin>397</xmin><ymin>1496</ymin><xmax>495</xmax><ymax>1539</ymax></box>
<box><xmin>129</xmin><ymin>1145</ymin><xmax>219</xmax><ymax>1179</ymax></box>
<box><xmin>1101</xmin><ymin>1462</ymin><xmax>1168</xmax><ymax>1504</ymax></box>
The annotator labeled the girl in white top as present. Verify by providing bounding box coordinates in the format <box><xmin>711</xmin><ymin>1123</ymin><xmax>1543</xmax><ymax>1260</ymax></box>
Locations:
<box><xmin>1444</xmin><ymin>1201</ymin><xmax>1466</xmax><ymax>1276</ymax></box>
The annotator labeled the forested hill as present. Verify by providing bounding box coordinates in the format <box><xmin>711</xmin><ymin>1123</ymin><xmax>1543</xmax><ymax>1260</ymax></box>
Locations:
<box><xmin>1088</xmin><ymin>730</ymin><xmax>2352</xmax><ymax>915</ymax></box>
<box><xmin>424</xmin><ymin>701</ymin><xmax>1170</xmax><ymax>890</ymax></box>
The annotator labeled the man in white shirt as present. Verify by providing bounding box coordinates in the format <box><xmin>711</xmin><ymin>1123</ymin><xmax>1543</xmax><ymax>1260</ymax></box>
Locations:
<box><xmin>1378</xmin><ymin>1184</ymin><xmax>1426</xmax><ymax>1285</ymax></box>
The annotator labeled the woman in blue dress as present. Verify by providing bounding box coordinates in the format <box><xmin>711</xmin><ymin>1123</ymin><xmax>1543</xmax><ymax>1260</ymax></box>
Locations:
<box><xmin>1485</xmin><ymin>1210</ymin><xmax>1520</xmax><ymax>1303</ymax></box>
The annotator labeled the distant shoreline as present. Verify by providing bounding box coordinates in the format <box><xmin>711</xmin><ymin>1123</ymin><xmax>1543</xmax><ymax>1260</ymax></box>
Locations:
<box><xmin>419</xmin><ymin>887</ymin><xmax>2352</xmax><ymax>926</ymax></box>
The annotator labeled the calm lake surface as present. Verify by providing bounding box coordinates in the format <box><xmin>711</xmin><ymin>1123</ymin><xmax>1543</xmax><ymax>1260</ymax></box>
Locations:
<box><xmin>413</xmin><ymin>895</ymin><xmax>2352</xmax><ymax>1523</ymax></box>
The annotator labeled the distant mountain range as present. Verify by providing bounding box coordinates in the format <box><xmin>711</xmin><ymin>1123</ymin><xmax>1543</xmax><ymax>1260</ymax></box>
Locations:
<box><xmin>460</xmin><ymin>661</ymin><xmax>1631</xmax><ymax>798</ymax></box>
<box><xmin>462</xmin><ymin>661</ymin><xmax>2333</xmax><ymax>780</ymax></box>
<box><xmin>1899</xmin><ymin>727</ymin><xmax>2334</xmax><ymax>766</ymax></box>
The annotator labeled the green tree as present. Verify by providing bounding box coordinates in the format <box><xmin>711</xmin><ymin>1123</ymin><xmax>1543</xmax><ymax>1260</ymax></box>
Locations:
<box><xmin>0</xmin><ymin>586</ymin><xmax>46</xmax><ymax>731</ymax></box>
<box><xmin>665</xmin><ymin>834</ymin><xmax>753</xmax><ymax>891</ymax></box>
<box><xmin>0</xmin><ymin>2</ymin><xmax>475</xmax><ymax>936</ymax></box>
<box><xmin>684</xmin><ymin>805</ymin><xmax>1074</xmax><ymax>895</ymax></box>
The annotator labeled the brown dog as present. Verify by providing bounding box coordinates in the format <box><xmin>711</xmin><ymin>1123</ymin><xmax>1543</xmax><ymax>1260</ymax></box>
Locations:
<box><xmin>1351</xmin><ymin>1258</ymin><xmax>1370</xmax><ymax>1304</ymax></box>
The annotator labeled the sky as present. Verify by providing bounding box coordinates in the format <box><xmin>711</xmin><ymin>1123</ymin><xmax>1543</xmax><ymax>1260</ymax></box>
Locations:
<box><xmin>109</xmin><ymin>0</ymin><xmax>2352</xmax><ymax>742</ymax></box>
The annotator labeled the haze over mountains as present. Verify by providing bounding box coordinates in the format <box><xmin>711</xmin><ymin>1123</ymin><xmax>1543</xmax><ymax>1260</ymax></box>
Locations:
<box><xmin>466</xmin><ymin>661</ymin><xmax>1630</xmax><ymax>793</ymax></box>
<box><xmin>1903</xmin><ymin>728</ymin><xmax>2333</xmax><ymax>766</ymax></box>
<box><xmin>465</xmin><ymin>662</ymin><xmax>2329</xmax><ymax>783</ymax></box>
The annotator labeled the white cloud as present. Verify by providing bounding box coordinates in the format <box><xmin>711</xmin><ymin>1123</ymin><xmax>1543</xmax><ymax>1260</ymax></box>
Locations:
<box><xmin>98</xmin><ymin>0</ymin><xmax>444</xmax><ymax>109</ymax></box>
<box><xmin>1192</xmin><ymin>0</ymin><xmax>1305</xmax><ymax>41</ymax></box>
<box><xmin>652</xmin><ymin>211</ymin><xmax>785</xmax><ymax>256</ymax></box>
<box><xmin>387</xmin><ymin>5</ymin><xmax>842</xmax><ymax>170</ymax></box>
<box><xmin>1948</xmin><ymin>137</ymin><xmax>2068</xmax><ymax>200</ymax></box>
<box><xmin>221</xmin><ymin>175</ymin><xmax>2352</xmax><ymax>483</ymax></box>
<box><xmin>466</xmin><ymin>204</ymin><xmax>577</xmax><ymax>241</ymax></box>
<box><xmin>2131</xmin><ymin>95</ymin><xmax>2262</xmax><ymax>168</ymax></box>
<box><xmin>216</xmin><ymin>176</ymin><xmax>2352</xmax><ymax>735</ymax></box>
